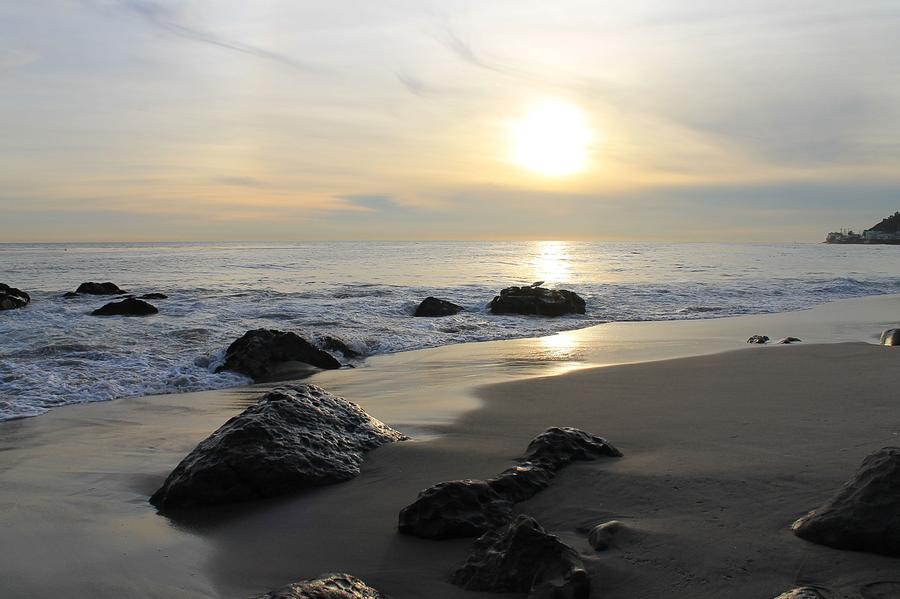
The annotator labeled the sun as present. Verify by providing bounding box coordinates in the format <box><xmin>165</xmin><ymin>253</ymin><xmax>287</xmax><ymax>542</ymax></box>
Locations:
<box><xmin>510</xmin><ymin>99</ymin><xmax>593</xmax><ymax>176</ymax></box>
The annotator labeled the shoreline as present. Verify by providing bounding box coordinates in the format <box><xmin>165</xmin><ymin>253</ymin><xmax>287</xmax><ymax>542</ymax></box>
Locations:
<box><xmin>1</xmin><ymin>293</ymin><xmax>899</xmax><ymax>597</ymax></box>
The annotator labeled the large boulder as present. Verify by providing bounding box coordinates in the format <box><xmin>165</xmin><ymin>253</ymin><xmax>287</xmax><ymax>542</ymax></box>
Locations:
<box><xmin>0</xmin><ymin>283</ymin><xmax>30</xmax><ymax>310</ymax></box>
<box><xmin>398</xmin><ymin>428</ymin><xmax>621</xmax><ymax>539</ymax></box>
<box><xmin>249</xmin><ymin>573</ymin><xmax>388</xmax><ymax>599</ymax></box>
<box><xmin>216</xmin><ymin>329</ymin><xmax>341</xmax><ymax>382</ymax></box>
<box><xmin>489</xmin><ymin>286</ymin><xmax>585</xmax><ymax>316</ymax></box>
<box><xmin>76</xmin><ymin>281</ymin><xmax>124</xmax><ymax>295</ymax></box>
<box><xmin>880</xmin><ymin>329</ymin><xmax>900</xmax><ymax>346</ymax></box>
<box><xmin>792</xmin><ymin>447</ymin><xmax>900</xmax><ymax>556</ymax></box>
<box><xmin>452</xmin><ymin>515</ymin><xmax>589</xmax><ymax>599</ymax></box>
<box><xmin>92</xmin><ymin>298</ymin><xmax>158</xmax><ymax>316</ymax></box>
<box><xmin>150</xmin><ymin>385</ymin><xmax>406</xmax><ymax>510</ymax></box>
<box><xmin>414</xmin><ymin>297</ymin><xmax>463</xmax><ymax>317</ymax></box>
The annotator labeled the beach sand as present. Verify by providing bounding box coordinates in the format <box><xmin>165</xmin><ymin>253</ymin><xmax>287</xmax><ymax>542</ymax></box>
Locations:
<box><xmin>1</xmin><ymin>294</ymin><xmax>900</xmax><ymax>598</ymax></box>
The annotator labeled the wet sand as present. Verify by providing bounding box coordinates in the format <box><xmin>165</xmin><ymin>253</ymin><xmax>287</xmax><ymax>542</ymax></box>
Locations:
<box><xmin>1</xmin><ymin>294</ymin><xmax>899</xmax><ymax>598</ymax></box>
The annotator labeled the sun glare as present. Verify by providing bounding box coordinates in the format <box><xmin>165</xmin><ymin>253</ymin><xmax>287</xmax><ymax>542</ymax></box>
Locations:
<box><xmin>510</xmin><ymin>99</ymin><xmax>593</xmax><ymax>177</ymax></box>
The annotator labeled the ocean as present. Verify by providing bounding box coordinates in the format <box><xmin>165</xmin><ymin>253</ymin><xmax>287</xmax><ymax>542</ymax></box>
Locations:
<box><xmin>1</xmin><ymin>241</ymin><xmax>898</xmax><ymax>420</ymax></box>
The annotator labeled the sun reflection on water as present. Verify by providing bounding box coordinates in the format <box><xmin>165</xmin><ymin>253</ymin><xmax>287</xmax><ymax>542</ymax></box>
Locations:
<box><xmin>531</xmin><ymin>241</ymin><xmax>572</xmax><ymax>284</ymax></box>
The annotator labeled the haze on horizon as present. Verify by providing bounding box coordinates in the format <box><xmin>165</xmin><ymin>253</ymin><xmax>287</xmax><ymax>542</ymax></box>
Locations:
<box><xmin>1</xmin><ymin>1</ymin><xmax>899</xmax><ymax>242</ymax></box>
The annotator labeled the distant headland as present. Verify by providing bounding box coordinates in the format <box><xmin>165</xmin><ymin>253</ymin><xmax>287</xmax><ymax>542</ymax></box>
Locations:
<box><xmin>825</xmin><ymin>212</ymin><xmax>900</xmax><ymax>244</ymax></box>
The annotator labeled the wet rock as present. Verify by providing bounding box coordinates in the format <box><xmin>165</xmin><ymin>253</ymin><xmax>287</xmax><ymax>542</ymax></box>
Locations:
<box><xmin>91</xmin><ymin>297</ymin><xmax>158</xmax><ymax>316</ymax></box>
<box><xmin>452</xmin><ymin>515</ymin><xmax>589</xmax><ymax>599</ymax></box>
<box><xmin>792</xmin><ymin>447</ymin><xmax>900</xmax><ymax>556</ymax></box>
<box><xmin>777</xmin><ymin>337</ymin><xmax>802</xmax><ymax>344</ymax></box>
<box><xmin>773</xmin><ymin>588</ymin><xmax>824</xmax><ymax>599</ymax></box>
<box><xmin>587</xmin><ymin>520</ymin><xmax>627</xmax><ymax>551</ymax></box>
<box><xmin>414</xmin><ymin>297</ymin><xmax>463</xmax><ymax>317</ymax></box>
<box><xmin>76</xmin><ymin>281</ymin><xmax>124</xmax><ymax>295</ymax></box>
<box><xmin>249</xmin><ymin>573</ymin><xmax>388</xmax><ymax>599</ymax></box>
<box><xmin>150</xmin><ymin>385</ymin><xmax>406</xmax><ymax>510</ymax></box>
<box><xmin>139</xmin><ymin>293</ymin><xmax>168</xmax><ymax>300</ymax></box>
<box><xmin>880</xmin><ymin>329</ymin><xmax>900</xmax><ymax>346</ymax></box>
<box><xmin>317</xmin><ymin>335</ymin><xmax>361</xmax><ymax>359</ymax></box>
<box><xmin>490</xmin><ymin>286</ymin><xmax>585</xmax><ymax>316</ymax></box>
<box><xmin>747</xmin><ymin>335</ymin><xmax>769</xmax><ymax>344</ymax></box>
<box><xmin>216</xmin><ymin>329</ymin><xmax>341</xmax><ymax>383</ymax></box>
<box><xmin>0</xmin><ymin>283</ymin><xmax>30</xmax><ymax>310</ymax></box>
<box><xmin>399</xmin><ymin>427</ymin><xmax>622</xmax><ymax>538</ymax></box>
<box><xmin>62</xmin><ymin>291</ymin><xmax>80</xmax><ymax>299</ymax></box>
<box><xmin>398</xmin><ymin>480</ymin><xmax>515</xmax><ymax>539</ymax></box>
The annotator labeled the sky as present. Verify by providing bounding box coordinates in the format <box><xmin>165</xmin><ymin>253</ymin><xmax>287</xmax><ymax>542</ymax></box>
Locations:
<box><xmin>1</xmin><ymin>0</ymin><xmax>899</xmax><ymax>242</ymax></box>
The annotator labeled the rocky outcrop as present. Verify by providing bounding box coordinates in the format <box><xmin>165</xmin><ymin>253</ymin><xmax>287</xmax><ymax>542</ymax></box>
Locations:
<box><xmin>777</xmin><ymin>337</ymin><xmax>802</xmax><ymax>344</ymax></box>
<box><xmin>249</xmin><ymin>573</ymin><xmax>388</xmax><ymax>599</ymax></box>
<box><xmin>588</xmin><ymin>520</ymin><xmax>628</xmax><ymax>551</ymax></box>
<box><xmin>489</xmin><ymin>286</ymin><xmax>585</xmax><ymax>316</ymax></box>
<box><xmin>150</xmin><ymin>385</ymin><xmax>406</xmax><ymax>510</ymax></box>
<box><xmin>139</xmin><ymin>293</ymin><xmax>168</xmax><ymax>300</ymax></box>
<box><xmin>414</xmin><ymin>297</ymin><xmax>463</xmax><ymax>317</ymax></box>
<box><xmin>76</xmin><ymin>281</ymin><xmax>124</xmax><ymax>295</ymax></box>
<box><xmin>91</xmin><ymin>298</ymin><xmax>158</xmax><ymax>316</ymax></box>
<box><xmin>880</xmin><ymin>329</ymin><xmax>900</xmax><ymax>346</ymax></box>
<box><xmin>317</xmin><ymin>335</ymin><xmax>361</xmax><ymax>359</ymax></box>
<box><xmin>0</xmin><ymin>283</ymin><xmax>30</xmax><ymax>310</ymax></box>
<box><xmin>773</xmin><ymin>588</ymin><xmax>824</xmax><ymax>599</ymax></box>
<box><xmin>399</xmin><ymin>427</ymin><xmax>621</xmax><ymax>539</ymax></box>
<box><xmin>452</xmin><ymin>515</ymin><xmax>589</xmax><ymax>599</ymax></box>
<box><xmin>747</xmin><ymin>335</ymin><xmax>769</xmax><ymax>344</ymax></box>
<box><xmin>792</xmin><ymin>447</ymin><xmax>900</xmax><ymax>556</ymax></box>
<box><xmin>216</xmin><ymin>329</ymin><xmax>341</xmax><ymax>382</ymax></box>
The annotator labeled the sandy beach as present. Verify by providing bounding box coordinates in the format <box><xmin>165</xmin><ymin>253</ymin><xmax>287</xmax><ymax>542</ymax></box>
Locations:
<box><xmin>2</xmin><ymin>294</ymin><xmax>900</xmax><ymax>598</ymax></box>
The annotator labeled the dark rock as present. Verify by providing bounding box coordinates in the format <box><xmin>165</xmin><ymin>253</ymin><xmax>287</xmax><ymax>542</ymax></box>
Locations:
<box><xmin>62</xmin><ymin>291</ymin><xmax>80</xmax><ymax>299</ymax></box>
<box><xmin>777</xmin><ymin>337</ymin><xmax>802</xmax><ymax>344</ymax></box>
<box><xmin>0</xmin><ymin>283</ymin><xmax>30</xmax><ymax>310</ymax></box>
<box><xmin>490</xmin><ymin>286</ymin><xmax>585</xmax><ymax>317</ymax></box>
<box><xmin>76</xmin><ymin>281</ymin><xmax>124</xmax><ymax>295</ymax></box>
<box><xmin>792</xmin><ymin>446</ymin><xmax>900</xmax><ymax>556</ymax></box>
<box><xmin>91</xmin><ymin>298</ymin><xmax>158</xmax><ymax>316</ymax></box>
<box><xmin>773</xmin><ymin>589</ymin><xmax>824</xmax><ymax>599</ymax></box>
<box><xmin>398</xmin><ymin>427</ymin><xmax>621</xmax><ymax>539</ymax></box>
<box><xmin>880</xmin><ymin>329</ymin><xmax>900</xmax><ymax>347</ymax></box>
<box><xmin>249</xmin><ymin>573</ymin><xmax>388</xmax><ymax>599</ymax></box>
<box><xmin>414</xmin><ymin>297</ymin><xmax>464</xmax><ymax>317</ymax></box>
<box><xmin>398</xmin><ymin>480</ymin><xmax>514</xmax><ymax>540</ymax></box>
<box><xmin>587</xmin><ymin>520</ymin><xmax>627</xmax><ymax>551</ymax></box>
<box><xmin>452</xmin><ymin>515</ymin><xmax>589</xmax><ymax>599</ymax></box>
<box><xmin>150</xmin><ymin>385</ymin><xmax>406</xmax><ymax>510</ymax></box>
<box><xmin>139</xmin><ymin>293</ymin><xmax>168</xmax><ymax>300</ymax></box>
<box><xmin>216</xmin><ymin>329</ymin><xmax>341</xmax><ymax>383</ymax></box>
<box><xmin>317</xmin><ymin>335</ymin><xmax>361</xmax><ymax>359</ymax></box>
<box><xmin>747</xmin><ymin>335</ymin><xmax>769</xmax><ymax>344</ymax></box>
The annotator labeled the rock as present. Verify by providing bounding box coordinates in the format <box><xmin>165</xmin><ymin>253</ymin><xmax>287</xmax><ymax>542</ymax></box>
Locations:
<box><xmin>150</xmin><ymin>385</ymin><xmax>406</xmax><ymax>510</ymax></box>
<box><xmin>792</xmin><ymin>447</ymin><xmax>900</xmax><ymax>556</ymax></box>
<box><xmin>747</xmin><ymin>335</ymin><xmax>769</xmax><ymax>344</ymax></box>
<box><xmin>490</xmin><ymin>286</ymin><xmax>585</xmax><ymax>317</ymax></box>
<box><xmin>249</xmin><ymin>573</ymin><xmax>388</xmax><ymax>599</ymax></box>
<box><xmin>317</xmin><ymin>335</ymin><xmax>361</xmax><ymax>359</ymax></box>
<box><xmin>91</xmin><ymin>298</ymin><xmax>158</xmax><ymax>316</ymax></box>
<box><xmin>414</xmin><ymin>297</ymin><xmax>464</xmax><ymax>317</ymax></box>
<box><xmin>0</xmin><ymin>283</ymin><xmax>30</xmax><ymax>310</ymax></box>
<box><xmin>62</xmin><ymin>291</ymin><xmax>79</xmax><ymax>299</ymax></box>
<box><xmin>139</xmin><ymin>293</ymin><xmax>168</xmax><ymax>300</ymax></box>
<box><xmin>76</xmin><ymin>281</ymin><xmax>124</xmax><ymax>295</ymax></box>
<box><xmin>777</xmin><ymin>337</ymin><xmax>802</xmax><ymax>344</ymax></box>
<box><xmin>880</xmin><ymin>329</ymin><xmax>900</xmax><ymax>346</ymax></box>
<box><xmin>452</xmin><ymin>515</ymin><xmax>589</xmax><ymax>599</ymax></box>
<box><xmin>773</xmin><ymin>588</ymin><xmax>824</xmax><ymax>599</ymax></box>
<box><xmin>216</xmin><ymin>329</ymin><xmax>341</xmax><ymax>382</ymax></box>
<box><xmin>398</xmin><ymin>427</ymin><xmax>622</xmax><ymax>538</ymax></box>
<box><xmin>587</xmin><ymin>520</ymin><xmax>627</xmax><ymax>551</ymax></box>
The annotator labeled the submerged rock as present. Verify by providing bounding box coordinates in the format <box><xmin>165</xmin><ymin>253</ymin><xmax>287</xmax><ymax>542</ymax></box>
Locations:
<box><xmin>139</xmin><ymin>292</ymin><xmax>168</xmax><ymax>300</ymax></box>
<box><xmin>150</xmin><ymin>385</ymin><xmax>406</xmax><ymax>510</ymax></box>
<box><xmin>792</xmin><ymin>447</ymin><xmax>900</xmax><ymax>556</ymax></box>
<box><xmin>777</xmin><ymin>337</ymin><xmax>802</xmax><ymax>344</ymax></box>
<box><xmin>773</xmin><ymin>588</ymin><xmax>824</xmax><ymax>599</ymax></box>
<box><xmin>880</xmin><ymin>329</ymin><xmax>900</xmax><ymax>346</ymax></box>
<box><xmin>0</xmin><ymin>283</ymin><xmax>30</xmax><ymax>310</ymax></box>
<box><xmin>452</xmin><ymin>515</ymin><xmax>589</xmax><ymax>599</ymax></box>
<box><xmin>414</xmin><ymin>297</ymin><xmax>464</xmax><ymax>317</ymax></box>
<box><xmin>398</xmin><ymin>427</ymin><xmax>621</xmax><ymax>539</ymax></box>
<box><xmin>216</xmin><ymin>329</ymin><xmax>341</xmax><ymax>382</ymax></box>
<box><xmin>62</xmin><ymin>291</ymin><xmax>79</xmax><ymax>299</ymax></box>
<box><xmin>317</xmin><ymin>334</ymin><xmax>361</xmax><ymax>359</ymax></box>
<box><xmin>76</xmin><ymin>281</ymin><xmax>124</xmax><ymax>295</ymax></box>
<box><xmin>747</xmin><ymin>335</ymin><xmax>769</xmax><ymax>344</ymax></box>
<box><xmin>91</xmin><ymin>297</ymin><xmax>158</xmax><ymax>316</ymax></box>
<box><xmin>489</xmin><ymin>286</ymin><xmax>585</xmax><ymax>316</ymax></box>
<box><xmin>249</xmin><ymin>573</ymin><xmax>388</xmax><ymax>599</ymax></box>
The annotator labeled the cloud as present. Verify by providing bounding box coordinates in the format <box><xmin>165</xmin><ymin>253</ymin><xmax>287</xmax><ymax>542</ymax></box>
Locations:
<box><xmin>0</xmin><ymin>49</ymin><xmax>39</xmax><ymax>70</ymax></box>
